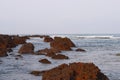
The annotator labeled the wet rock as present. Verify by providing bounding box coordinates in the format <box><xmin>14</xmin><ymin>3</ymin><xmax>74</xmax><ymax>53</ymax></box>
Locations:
<box><xmin>62</xmin><ymin>37</ymin><xmax>76</xmax><ymax>47</ymax></box>
<box><xmin>18</xmin><ymin>43</ymin><xmax>34</xmax><ymax>54</ymax></box>
<box><xmin>15</xmin><ymin>54</ymin><xmax>23</xmax><ymax>60</ymax></box>
<box><xmin>7</xmin><ymin>48</ymin><xmax>13</xmax><ymax>53</ymax></box>
<box><xmin>0</xmin><ymin>34</ymin><xmax>16</xmax><ymax>48</ymax></box>
<box><xmin>76</xmin><ymin>48</ymin><xmax>86</xmax><ymax>52</ymax></box>
<box><xmin>46</xmin><ymin>52</ymin><xmax>56</xmax><ymax>57</ymax></box>
<box><xmin>45</xmin><ymin>48</ymin><xmax>61</xmax><ymax>57</ymax></box>
<box><xmin>116</xmin><ymin>53</ymin><xmax>120</xmax><ymax>56</ymax></box>
<box><xmin>44</xmin><ymin>36</ymin><xmax>53</xmax><ymax>42</ymax></box>
<box><xmin>36</xmin><ymin>48</ymin><xmax>60</xmax><ymax>56</ymax></box>
<box><xmin>52</xmin><ymin>54</ymin><xmax>69</xmax><ymax>59</ymax></box>
<box><xmin>36</xmin><ymin>48</ymin><xmax>52</xmax><ymax>55</ymax></box>
<box><xmin>13</xmin><ymin>36</ymin><xmax>27</xmax><ymax>45</ymax></box>
<box><xmin>0</xmin><ymin>37</ymin><xmax>6</xmax><ymax>48</ymax></box>
<box><xmin>0</xmin><ymin>34</ymin><xmax>28</xmax><ymax>57</ymax></box>
<box><xmin>0</xmin><ymin>35</ymin><xmax>15</xmax><ymax>57</ymax></box>
<box><xmin>50</xmin><ymin>37</ymin><xmax>75</xmax><ymax>51</ymax></box>
<box><xmin>39</xmin><ymin>59</ymin><xmax>51</xmax><ymax>64</ymax></box>
<box><xmin>30</xmin><ymin>71</ymin><xmax>46</xmax><ymax>76</ymax></box>
<box><xmin>0</xmin><ymin>48</ymin><xmax>7</xmax><ymax>57</ymax></box>
<box><xmin>5</xmin><ymin>36</ymin><xmax>16</xmax><ymax>48</ymax></box>
<box><xmin>42</xmin><ymin>62</ymin><xmax>109</xmax><ymax>80</ymax></box>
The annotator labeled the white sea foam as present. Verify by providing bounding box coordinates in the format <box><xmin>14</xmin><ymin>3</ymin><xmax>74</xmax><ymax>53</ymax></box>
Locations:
<box><xmin>76</xmin><ymin>35</ymin><xmax>120</xmax><ymax>39</ymax></box>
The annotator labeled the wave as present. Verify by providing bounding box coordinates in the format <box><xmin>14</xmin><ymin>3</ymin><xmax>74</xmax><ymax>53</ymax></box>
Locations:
<box><xmin>76</xmin><ymin>35</ymin><xmax>120</xmax><ymax>39</ymax></box>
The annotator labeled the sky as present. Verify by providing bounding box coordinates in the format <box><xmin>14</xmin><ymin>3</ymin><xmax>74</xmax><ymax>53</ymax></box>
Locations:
<box><xmin>0</xmin><ymin>0</ymin><xmax>120</xmax><ymax>34</ymax></box>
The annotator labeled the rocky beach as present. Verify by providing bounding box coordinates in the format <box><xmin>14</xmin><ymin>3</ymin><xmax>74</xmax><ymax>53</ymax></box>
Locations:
<box><xmin>0</xmin><ymin>34</ymin><xmax>120</xmax><ymax>80</ymax></box>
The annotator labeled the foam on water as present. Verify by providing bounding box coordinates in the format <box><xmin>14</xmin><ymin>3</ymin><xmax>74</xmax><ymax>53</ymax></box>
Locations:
<box><xmin>76</xmin><ymin>35</ymin><xmax>114</xmax><ymax>39</ymax></box>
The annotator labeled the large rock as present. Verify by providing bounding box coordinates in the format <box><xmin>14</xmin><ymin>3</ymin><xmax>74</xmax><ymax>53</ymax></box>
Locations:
<box><xmin>42</xmin><ymin>62</ymin><xmax>109</xmax><ymax>80</ymax></box>
<box><xmin>44</xmin><ymin>36</ymin><xmax>53</xmax><ymax>42</ymax></box>
<box><xmin>0</xmin><ymin>35</ymin><xmax>15</xmax><ymax>57</ymax></box>
<box><xmin>0</xmin><ymin>35</ymin><xmax>14</xmax><ymax>48</ymax></box>
<box><xmin>18</xmin><ymin>43</ymin><xmax>34</xmax><ymax>54</ymax></box>
<box><xmin>0</xmin><ymin>34</ymin><xmax>28</xmax><ymax>57</ymax></box>
<box><xmin>50</xmin><ymin>37</ymin><xmax>75</xmax><ymax>51</ymax></box>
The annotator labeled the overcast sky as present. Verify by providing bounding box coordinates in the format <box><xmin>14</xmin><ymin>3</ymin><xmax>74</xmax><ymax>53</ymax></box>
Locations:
<box><xmin>0</xmin><ymin>0</ymin><xmax>120</xmax><ymax>34</ymax></box>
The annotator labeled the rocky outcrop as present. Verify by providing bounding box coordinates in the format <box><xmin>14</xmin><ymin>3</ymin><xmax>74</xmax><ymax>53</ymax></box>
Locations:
<box><xmin>0</xmin><ymin>35</ymin><xmax>16</xmax><ymax>48</ymax></box>
<box><xmin>44</xmin><ymin>36</ymin><xmax>53</xmax><ymax>42</ymax></box>
<box><xmin>0</xmin><ymin>34</ymin><xmax>29</xmax><ymax>57</ymax></box>
<box><xmin>0</xmin><ymin>35</ymin><xmax>15</xmax><ymax>57</ymax></box>
<box><xmin>18</xmin><ymin>43</ymin><xmax>34</xmax><ymax>54</ymax></box>
<box><xmin>76</xmin><ymin>48</ymin><xmax>86</xmax><ymax>52</ymax></box>
<box><xmin>42</xmin><ymin>62</ymin><xmax>109</xmax><ymax>80</ymax></box>
<box><xmin>52</xmin><ymin>54</ymin><xmax>69</xmax><ymax>59</ymax></box>
<box><xmin>39</xmin><ymin>59</ymin><xmax>51</xmax><ymax>64</ymax></box>
<box><xmin>50</xmin><ymin>37</ymin><xmax>75</xmax><ymax>51</ymax></box>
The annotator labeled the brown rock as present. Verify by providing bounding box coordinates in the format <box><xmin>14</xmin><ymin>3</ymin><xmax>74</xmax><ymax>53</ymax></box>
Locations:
<box><xmin>18</xmin><ymin>43</ymin><xmax>34</xmax><ymax>54</ymax></box>
<box><xmin>0</xmin><ymin>34</ymin><xmax>17</xmax><ymax>49</ymax></box>
<box><xmin>42</xmin><ymin>62</ymin><xmax>109</xmax><ymax>80</ymax></box>
<box><xmin>13</xmin><ymin>36</ymin><xmax>27</xmax><ymax>45</ymax></box>
<box><xmin>50</xmin><ymin>37</ymin><xmax>75</xmax><ymax>51</ymax></box>
<box><xmin>116</xmin><ymin>53</ymin><xmax>120</xmax><ymax>56</ymax></box>
<box><xmin>76</xmin><ymin>48</ymin><xmax>86</xmax><ymax>52</ymax></box>
<box><xmin>30</xmin><ymin>70</ymin><xmax>46</xmax><ymax>76</ymax></box>
<box><xmin>46</xmin><ymin>52</ymin><xmax>56</xmax><ymax>57</ymax></box>
<box><xmin>7</xmin><ymin>48</ymin><xmax>13</xmax><ymax>53</ymax></box>
<box><xmin>36</xmin><ymin>48</ymin><xmax>60</xmax><ymax>56</ymax></box>
<box><xmin>0</xmin><ymin>36</ymin><xmax>7</xmax><ymax>49</ymax></box>
<box><xmin>52</xmin><ymin>54</ymin><xmax>69</xmax><ymax>59</ymax></box>
<box><xmin>4</xmin><ymin>36</ymin><xmax>16</xmax><ymax>48</ymax></box>
<box><xmin>45</xmin><ymin>48</ymin><xmax>61</xmax><ymax>57</ymax></box>
<box><xmin>39</xmin><ymin>59</ymin><xmax>51</xmax><ymax>64</ymax></box>
<box><xmin>0</xmin><ymin>35</ymin><xmax>16</xmax><ymax>57</ymax></box>
<box><xmin>44</xmin><ymin>36</ymin><xmax>53</xmax><ymax>42</ymax></box>
<box><xmin>36</xmin><ymin>48</ymin><xmax>52</xmax><ymax>55</ymax></box>
<box><xmin>62</xmin><ymin>37</ymin><xmax>75</xmax><ymax>47</ymax></box>
<box><xmin>0</xmin><ymin>48</ymin><xmax>7</xmax><ymax>57</ymax></box>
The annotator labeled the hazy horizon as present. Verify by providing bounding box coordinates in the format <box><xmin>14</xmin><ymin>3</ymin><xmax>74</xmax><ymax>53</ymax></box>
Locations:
<box><xmin>0</xmin><ymin>0</ymin><xmax>120</xmax><ymax>34</ymax></box>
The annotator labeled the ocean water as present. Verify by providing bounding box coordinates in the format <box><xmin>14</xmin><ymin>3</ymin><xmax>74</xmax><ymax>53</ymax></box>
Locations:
<box><xmin>0</xmin><ymin>34</ymin><xmax>120</xmax><ymax>80</ymax></box>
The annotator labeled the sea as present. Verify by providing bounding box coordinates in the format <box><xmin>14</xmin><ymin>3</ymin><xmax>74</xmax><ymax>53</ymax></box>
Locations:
<box><xmin>0</xmin><ymin>34</ymin><xmax>120</xmax><ymax>80</ymax></box>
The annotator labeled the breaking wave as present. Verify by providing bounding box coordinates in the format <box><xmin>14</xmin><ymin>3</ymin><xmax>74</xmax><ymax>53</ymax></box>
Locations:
<box><xmin>76</xmin><ymin>35</ymin><xmax>120</xmax><ymax>39</ymax></box>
